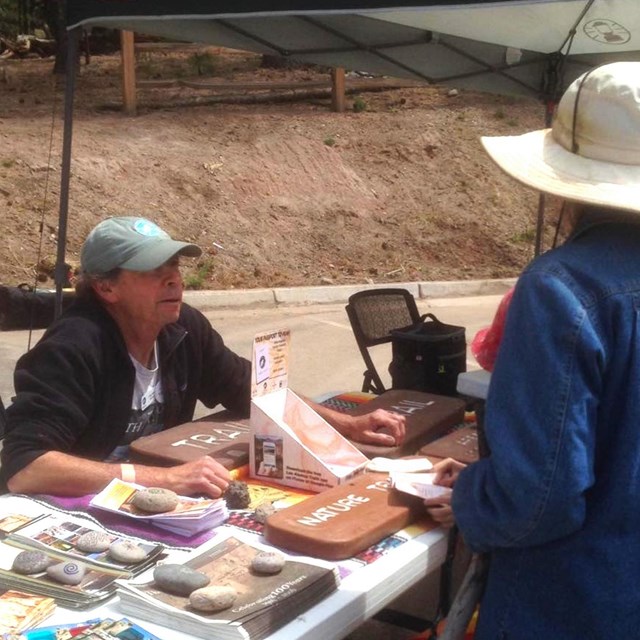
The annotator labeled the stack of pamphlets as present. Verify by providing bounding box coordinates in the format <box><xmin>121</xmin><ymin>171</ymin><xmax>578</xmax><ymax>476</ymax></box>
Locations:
<box><xmin>117</xmin><ymin>531</ymin><xmax>340</xmax><ymax>640</ymax></box>
<box><xmin>0</xmin><ymin>501</ymin><xmax>165</xmax><ymax>609</ymax></box>
<box><xmin>0</xmin><ymin>590</ymin><xmax>56</xmax><ymax>635</ymax></box>
<box><xmin>21</xmin><ymin>617</ymin><xmax>164</xmax><ymax>640</ymax></box>
<box><xmin>390</xmin><ymin>471</ymin><xmax>452</xmax><ymax>500</ymax></box>
<box><xmin>89</xmin><ymin>479</ymin><xmax>229</xmax><ymax>536</ymax></box>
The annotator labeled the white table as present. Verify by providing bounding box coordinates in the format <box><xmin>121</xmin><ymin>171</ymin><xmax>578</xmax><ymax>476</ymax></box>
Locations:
<box><xmin>1</xmin><ymin>496</ymin><xmax>448</xmax><ymax>640</ymax></box>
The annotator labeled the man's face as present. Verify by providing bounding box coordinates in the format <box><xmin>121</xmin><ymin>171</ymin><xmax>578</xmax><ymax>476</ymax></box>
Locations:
<box><xmin>104</xmin><ymin>256</ymin><xmax>184</xmax><ymax>331</ymax></box>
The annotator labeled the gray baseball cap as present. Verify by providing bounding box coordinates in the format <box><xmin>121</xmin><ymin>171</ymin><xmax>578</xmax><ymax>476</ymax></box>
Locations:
<box><xmin>80</xmin><ymin>216</ymin><xmax>202</xmax><ymax>275</ymax></box>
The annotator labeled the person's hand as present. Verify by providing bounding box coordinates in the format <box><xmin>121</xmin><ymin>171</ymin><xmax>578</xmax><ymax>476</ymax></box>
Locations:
<box><xmin>165</xmin><ymin>456</ymin><xmax>231</xmax><ymax>498</ymax></box>
<box><xmin>431</xmin><ymin>457</ymin><xmax>467</xmax><ymax>488</ymax></box>
<box><xmin>345</xmin><ymin>409</ymin><xmax>406</xmax><ymax>446</ymax></box>
<box><xmin>424</xmin><ymin>491</ymin><xmax>456</xmax><ymax>529</ymax></box>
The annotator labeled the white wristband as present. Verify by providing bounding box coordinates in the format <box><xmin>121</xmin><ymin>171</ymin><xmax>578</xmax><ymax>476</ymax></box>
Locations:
<box><xmin>120</xmin><ymin>463</ymin><xmax>136</xmax><ymax>484</ymax></box>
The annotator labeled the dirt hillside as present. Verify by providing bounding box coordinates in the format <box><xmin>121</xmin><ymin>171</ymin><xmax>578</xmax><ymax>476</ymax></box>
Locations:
<box><xmin>0</xmin><ymin>49</ymin><xmax>557</xmax><ymax>291</ymax></box>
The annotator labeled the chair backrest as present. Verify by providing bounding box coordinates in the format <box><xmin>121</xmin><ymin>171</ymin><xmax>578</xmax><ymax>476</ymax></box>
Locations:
<box><xmin>345</xmin><ymin>288</ymin><xmax>422</xmax><ymax>394</ymax></box>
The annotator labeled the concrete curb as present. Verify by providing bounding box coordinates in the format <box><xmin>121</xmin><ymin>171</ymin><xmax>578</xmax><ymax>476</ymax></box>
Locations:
<box><xmin>184</xmin><ymin>278</ymin><xmax>517</xmax><ymax>310</ymax></box>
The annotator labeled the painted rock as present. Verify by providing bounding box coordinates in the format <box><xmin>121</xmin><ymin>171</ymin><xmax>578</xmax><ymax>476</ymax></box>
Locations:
<box><xmin>108</xmin><ymin>540</ymin><xmax>148</xmax><ymax>564</ymax></box>
<box><xmin>132</xmin><ymin>487</ymin><xmax>180</xmax><ymax>513</ymax></box>
<box><xmin>46</xmin><ymin>560</ymin><xmax>86</xmax><ymax>585</ymax></box>
<box><xmin>189</xmin><ymin>585</ymin><xmax>238</xmax><ymax>612</ymax></box>
<box><xmin>12</xmin><ymin>550</ymin><xmax>51</xmax><ymax>575</ymax></box>
<box><xmin>76</xmin><ymin>530</ymin><xmax>111</xmax><ymax>553</ymax></box>
<box><xmin>254</xmin><ymin>500</ymin><xmax>276</xmax><ymax>524</ymax></box>
<box><xmin>223</xmin><ymin>480</ymin><xmax>251</xmax><ymax>509</ymax></box>
<box><xmin>154</xmin><ymin>564</ymin><xmax>210</xmax><ymax>596</ymax></box>
<box><xmin>251</xmin><ymin>551</ymin><xmax>286</xmax><ymax>575</ymax></box>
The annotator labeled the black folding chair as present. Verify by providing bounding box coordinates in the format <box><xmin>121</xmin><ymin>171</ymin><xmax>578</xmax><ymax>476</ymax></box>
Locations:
<box><xmin>345</xmin><ymin>287</ymin><xmax>421</xmax><ymax>395</ymax></box>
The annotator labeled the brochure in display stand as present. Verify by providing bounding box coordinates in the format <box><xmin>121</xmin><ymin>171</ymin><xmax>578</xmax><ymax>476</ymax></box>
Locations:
<box><xmin>249</xmin><ymin>328</ymin><xmax>369</xmax><ymax>493</ymax></box>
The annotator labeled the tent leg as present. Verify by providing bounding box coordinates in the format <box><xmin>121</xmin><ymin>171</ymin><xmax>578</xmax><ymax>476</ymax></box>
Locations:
<box><xmin>54</xmin><ymin>26</ymin><xmax>80</xmax><ymax>319</ymax></box>
<box><xmin>534</xmin><ymin>193</ymin><xmax>546</xmax><ymax>256</ymax></box>
<box><xmin>533</xmin><ymin>101</ymin><xmax>556</xmax><ymax>257</ymax></box>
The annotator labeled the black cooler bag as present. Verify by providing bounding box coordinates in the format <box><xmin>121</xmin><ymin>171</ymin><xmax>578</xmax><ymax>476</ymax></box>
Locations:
<box><xmin>389</xmin><ymin>313</ymin><xmax>466</xmax><ymax>396</ymax></box>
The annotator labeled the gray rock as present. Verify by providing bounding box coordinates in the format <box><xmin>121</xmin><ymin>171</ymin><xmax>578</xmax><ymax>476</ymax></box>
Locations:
<box><xmin>46</xmin><ymin>560</ymin><xmax>86</xmax><ymax>585</ymax></box>
<box><xmin>76</xmin><ymin>530</ymin><xmax>111</xmax><ymax>553</ymax></box>
<box><xmin>154</xmin><ymin>564</ymin><xmax>210</xmax><ymax>596</ymax></box>
<box><xmin>132</xmin><ymin>487</ymin><xmax>180</xmax><ymax>513</ymax></box>
<box><xmin>12</xmin><ymin>550</ymin><xmax>51</xmax><ymax>575</ymax></box>
<box><xmin>254</xmin><ymin>500</ymin><xmax>276</xmax><ymax>524</ymax></box>
<box><xmin>108</xmin><ymin>540</ymin><xmax>148</xmax><ymax>564</ymax></box>
<box><xmin>223</xmin><ymin>480</ymin><xmax>251</xmax><ymax>509</ymax></box>
<box><xmin>189</xmin><ymin>585</ymin><xmax>238</xmax><ymax>612</ymax></box>
<box><xmin>251</xmin><ymin>551</ymin><xmax>286</xmax><ymax>575</ymax></box>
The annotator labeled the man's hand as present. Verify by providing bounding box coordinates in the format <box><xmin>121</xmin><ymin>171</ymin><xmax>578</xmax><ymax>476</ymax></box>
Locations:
<box><xmin>6</xmin><ymin>451</ymin><xmax>231</xmax><ymax>499</ymax></box>
<box><xmin>163</xmin><ymin>457</ymin><xmax>231</xmax><ymax>498</ymax></box>
<box><xmin>343</xmin><ymin>408</ymin><xmax>406</xmax><ymax>446</ymax></box>
<box><xmin>305</xmin><ymin>397</ymin><xmax>406</xmax><ymax>447</ymax></box>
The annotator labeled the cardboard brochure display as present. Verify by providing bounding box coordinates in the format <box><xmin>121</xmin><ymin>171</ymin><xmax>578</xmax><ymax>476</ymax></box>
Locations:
<box><xmin>249</xmin><ymin>329</ymin><xmax>369</xmax><ymax>492</ymax></box>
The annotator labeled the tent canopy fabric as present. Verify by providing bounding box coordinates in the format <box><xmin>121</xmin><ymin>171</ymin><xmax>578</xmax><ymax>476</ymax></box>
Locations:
<box><xmin>54</xmin><ymin>1</ymin><xmax>640</xmax><ymax>311</ymax></box>
<box><xmin>66</xmin><ymin>0</ymin><xmax>640</xmax><ymax>100</ymax></box>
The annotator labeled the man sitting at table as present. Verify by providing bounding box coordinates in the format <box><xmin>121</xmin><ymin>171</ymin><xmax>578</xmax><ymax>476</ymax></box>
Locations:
<box><xmin>1</xmin><ymin>216</ymin><xmax>405</xmax><ymax>498</ymax></box>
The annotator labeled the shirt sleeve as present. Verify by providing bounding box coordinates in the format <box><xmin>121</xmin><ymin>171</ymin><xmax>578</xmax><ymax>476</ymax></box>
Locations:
<box><xmin>453</xmin><ymin>269</ymin><xmax>604</xmax><ymax>552</ymax></box>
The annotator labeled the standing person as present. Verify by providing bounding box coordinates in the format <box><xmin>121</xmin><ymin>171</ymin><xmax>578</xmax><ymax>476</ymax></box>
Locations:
<box><xmin>425</xmin><ymin>62</ymin><xmax>640</xmax><ymax>638</ymax></box>
<box><xmin>1</xmin><ymin>216</ymin><xmax>405</xmax><ymax>498</ymax></box>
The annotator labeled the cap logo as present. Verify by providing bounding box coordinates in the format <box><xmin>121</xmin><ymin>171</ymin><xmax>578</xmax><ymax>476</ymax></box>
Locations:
<box><xmin>133</xmin><ymin>219</ymin><xmax>164</xmax><ymax>237</ymax></box>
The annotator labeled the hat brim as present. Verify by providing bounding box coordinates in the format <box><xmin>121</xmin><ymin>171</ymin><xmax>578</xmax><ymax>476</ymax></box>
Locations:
<box><xmin>481</xmin><ymin>129</ymin><xmax>640</xmax><ymax>214</ymax></box>
<box><xmin>120</xmin><ymin>240</ymin><xmax>202</xmax><ymax>271</ymax></box>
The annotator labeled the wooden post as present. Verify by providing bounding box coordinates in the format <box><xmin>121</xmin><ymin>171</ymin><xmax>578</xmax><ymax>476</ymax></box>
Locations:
<box><xmin>120</xmin><ymin>30</ymin><xmax>137</xmax><ymax>116</ymax></box>
<box><xmin>331</xmin><ymin>67</ymin><xmax>346</xmax><ymax>113</ymax></box>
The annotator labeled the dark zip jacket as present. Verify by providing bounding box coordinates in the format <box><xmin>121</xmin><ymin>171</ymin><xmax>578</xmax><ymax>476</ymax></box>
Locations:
<box><xmin>1</xmin><ymin>296</ymin><xmax>251</xmax><ymax>484</ymax></box>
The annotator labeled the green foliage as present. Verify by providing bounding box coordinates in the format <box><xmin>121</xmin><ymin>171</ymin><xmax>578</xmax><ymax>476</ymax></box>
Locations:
<box><xmin>323</xmin><ymin>136</ymin><xmax>336</xmax><ymax>147</ymax></box>
<box><xmin>1</xmin><ymin>159</ymin><xmax>15</xmax><ymax>168</ymax></box>
<box><xmin>493</xmin><ymin>108</ymin><xmax>506</xmax><ymax>120</ymax></box>
<box><xmin>184</xmin><ymin>260</ymin><xmax>215</xmax><ymax>290</ymax></box>
<box><xmin>0</xmin><ymin>0</ymin><xmax>21</xmax><ymax>38</ymax></box>
<box><xmin>353</xmin><ymin>96</ymin><xmax>367</xmax><ymax>113</ymax></box>
<box><xmin>511</xmin><ymin>228</ymin><xmax>535</xmax><ymax>243</ymax></box>
<box><xmin>0</xmin><ymin>0</ymin><xmax>54</xmax><ymax>39</ymax></box>
<box><xmin>188</xmin><ymin>51</ymin><xmax>218</xmax><ymax>76</ymax></box>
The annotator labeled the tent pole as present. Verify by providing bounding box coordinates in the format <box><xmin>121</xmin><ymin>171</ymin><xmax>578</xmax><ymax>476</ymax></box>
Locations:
<box><xmin>533</xmin><ymin>101</ymin><xmax>556</xmax><ymax>256</ymax></box>
<box><xmin>54</xmin><ymin>26</ymin><xmax>80</xmax><ymax>318</ymax></box>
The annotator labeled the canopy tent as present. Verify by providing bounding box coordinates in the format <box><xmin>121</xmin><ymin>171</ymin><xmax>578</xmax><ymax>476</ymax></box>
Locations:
<box><xmin>55</xmin><ymin>0</ymin><xmax>640</xmax><ymax>311</ymax></box>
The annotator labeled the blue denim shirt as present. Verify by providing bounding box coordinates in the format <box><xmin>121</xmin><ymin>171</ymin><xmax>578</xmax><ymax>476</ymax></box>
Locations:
<box><xmin>453</xmin><ymin>217</ymin><xmax>640</xmax><ymax>639</ymax></box>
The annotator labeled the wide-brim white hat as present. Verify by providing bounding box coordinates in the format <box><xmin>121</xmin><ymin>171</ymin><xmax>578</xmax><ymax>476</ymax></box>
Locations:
<box><xmin>481</xmin><ymin>62</ymin><xmax>640</xmax><ymax>214</ymax></box>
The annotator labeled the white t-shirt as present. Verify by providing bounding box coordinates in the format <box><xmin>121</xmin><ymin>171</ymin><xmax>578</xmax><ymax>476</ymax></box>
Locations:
<box><xmin>106</xmin><ymin>342</ymin><xmax>165</xmax><ymax>462</ymax></box>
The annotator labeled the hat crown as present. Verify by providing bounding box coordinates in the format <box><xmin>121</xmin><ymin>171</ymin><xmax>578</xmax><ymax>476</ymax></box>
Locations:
<box><xmin>80</xmin><ymin>216</ymin><xmax>201</xmax><ymax>274</ymax></box>
<box><xmin>553</xmin><ymin>62</ymin><xmax>640</xmax><ymax>166</ymax></box>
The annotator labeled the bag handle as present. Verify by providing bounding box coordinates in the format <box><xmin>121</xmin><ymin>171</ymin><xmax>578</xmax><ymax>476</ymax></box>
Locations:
<box><xmin>417</xmin><ymin>312</ymin><xmax>444</xmax><ymax>327</ymax></box>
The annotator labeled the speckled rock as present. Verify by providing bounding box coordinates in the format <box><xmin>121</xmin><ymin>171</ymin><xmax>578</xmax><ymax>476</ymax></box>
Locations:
<box><xmin>46</xmin><ymin>560</ymin><xmax>86</xmax><ymax>585</ymax></box>
<box><xmin>189</xmin><ymin>585</ymin><xmax>238</xmax><ymax>612</ymax></box>
<box><xmin>12</xmin><ymin>550</ymin><xmax>51</xmax><ymax>575</ymax></box>
<box><xmin>132</xmin><ymin>487</ymin><xmax>180</xmax><ymax>513</ymax></box>
<box><xmin>254</xmin><ymin>500</ymin><xmax>276</xmax><ymax>524</ymax></box>
<box><xmin>76</xmin><ymin>530</ymin><xmax>111</xmax><ymax>553</ymax></box>
<box><xmin>223</xmin><ymin>480</ymin><xmax>251</xmax><ymax>509</ymax></box>
<box><xmin>251</xmin><ymin>551</ymin><xmax>286</xmax><ymax>575</ymax></box>
<box><xmin>108</xmin><ymin>540</ymin><xmax>148</xmax><ymax>564</ymax></box>
<box><xmin>154</xmin><ymin>564</ymin><xmax>211</xmax><ymax>596</ymax></box>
